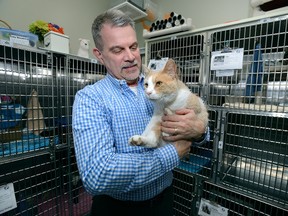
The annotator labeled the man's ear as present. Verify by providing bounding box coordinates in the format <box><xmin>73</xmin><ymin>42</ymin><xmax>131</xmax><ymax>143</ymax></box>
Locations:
<box><xmin>93</xmin><ymin>48</ymin><xmax>104</xmax><ymax>64</ymax></box>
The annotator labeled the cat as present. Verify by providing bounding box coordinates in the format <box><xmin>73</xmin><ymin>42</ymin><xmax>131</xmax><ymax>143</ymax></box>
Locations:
<box><xmin>129</xmin><ymin>58</ymin><xmax>209</xmax><ymax>148</ymax></box>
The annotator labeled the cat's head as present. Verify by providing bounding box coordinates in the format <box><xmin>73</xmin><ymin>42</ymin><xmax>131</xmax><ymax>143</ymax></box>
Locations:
<box><xmin>143</xmin><ymin>58</ymin><xmax>179</xmax><ymax>102</ymax></box>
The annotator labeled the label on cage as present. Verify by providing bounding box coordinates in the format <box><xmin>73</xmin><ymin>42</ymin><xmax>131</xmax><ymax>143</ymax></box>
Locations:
<box><xmin>148</xmin><ymin>58</ymin><xmax>169</xmax><ymax>71</ymax></box>
<box><xmin>10</xmin><ymin>35</ymin><xmax>30</xmax><ymax>47</ymax></box>
<box><xmin>0</xmin><ymin>183</ymin><xmax>17</xmax><ymax>214</ymax></box>
<box><xmin>211</xmin><ymin>48</ymin><xmax>243</xmax><ymax>70</ymax></box>
<box><xmin>198</xmin><ymin>198</ymin><xmax>228</xmax><ymax>216</ymax></box>
<box><xmin>218</xmin><ymin>141</ymin><xmax>223</xmax><ymax>149</ymax></box>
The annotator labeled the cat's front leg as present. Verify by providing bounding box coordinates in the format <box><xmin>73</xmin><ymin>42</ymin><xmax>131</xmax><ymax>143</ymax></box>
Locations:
<box><xmin>129</xmin><ymin>115</ymin><xmax>162</xmax><ymax>148</ymax></box>
<box><xmin>162</xmin><ymin>108</ymin><xmax>174</xmax><ymax>137</ymax></box>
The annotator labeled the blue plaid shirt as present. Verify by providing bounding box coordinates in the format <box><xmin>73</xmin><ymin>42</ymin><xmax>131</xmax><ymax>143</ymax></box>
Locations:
<box><xmin>72</xmin><ymin>73</ymin><xmax>179</xmax><ymax>201</ymax></box>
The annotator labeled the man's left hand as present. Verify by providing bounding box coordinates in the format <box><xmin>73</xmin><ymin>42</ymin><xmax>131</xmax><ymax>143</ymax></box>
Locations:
<box><xmin>161</xmin><ymin>108</ymin><xmax>206</xmax><ymax>142</ymax></box>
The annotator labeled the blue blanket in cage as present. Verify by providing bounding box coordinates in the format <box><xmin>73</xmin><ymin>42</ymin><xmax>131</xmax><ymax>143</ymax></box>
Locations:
<box><xmin>0</xmin><ymin>132</ymin><xmax>59</xmax><ymax>156</ymax></box>
<box><xmin>178</xmin><ymin>155</ymin><xmax>211</xmax><ymax>173</ymax></box>
<box><xmin>178</xmin><ymin>149</ymin><xmax>212</xmax><ymax>173</ymax></box>
<box><xmin>0</xmin><ymin>104</ymin><xmax>26</xmax><ymax>130</ymax></box>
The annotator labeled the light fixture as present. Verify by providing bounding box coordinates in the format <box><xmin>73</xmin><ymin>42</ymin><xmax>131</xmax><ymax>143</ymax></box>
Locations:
<box><xmin>111</xmin><ymin>1</ymin><xmax>147</xmax><ymax>21</ymax></box>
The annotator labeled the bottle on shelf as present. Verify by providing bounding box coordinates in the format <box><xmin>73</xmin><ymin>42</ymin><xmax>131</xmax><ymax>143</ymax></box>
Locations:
<box><xmin>166</xmin><ymin>21</ymin><xmax>172</xmax><ymax>29</ymax></box>
<box><xmin>174</xmin><ymin>19</ymin><xmax>180</xmax><ymax>26</ymax></box>
<box><xmin>149</xmin><ymin>12</ymin><xmax>185</xmax><ymax>32</ymax></box>
<box><xmin>170</xmin><ymin>12</ymin><xmax>182</xmax><ymax>21</ymax></box>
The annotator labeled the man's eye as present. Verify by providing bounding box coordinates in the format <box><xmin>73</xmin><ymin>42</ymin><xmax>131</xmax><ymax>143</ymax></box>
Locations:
<box><xmin>112</xmin><ymin>49</ymin><xmax>122</xmax><ymax>54</ymax></box>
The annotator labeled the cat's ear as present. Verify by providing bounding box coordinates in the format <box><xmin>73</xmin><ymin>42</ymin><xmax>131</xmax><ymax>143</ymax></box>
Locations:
<box><xmin>142</xmin><ymin>64</ymin><xmax>150</xmax><ymax>76</ymax></box>
<box><xmin>163</xmin><ymin>59</ymin><xmax>178</xmax><ymax>79</ymax></box>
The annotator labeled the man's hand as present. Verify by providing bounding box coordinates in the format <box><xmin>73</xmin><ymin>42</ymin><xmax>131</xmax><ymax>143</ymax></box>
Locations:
<box><xmin>161</xmin><ymin>108</ymin><xmax>206</xmax><ymax>142</ymax></box>
<box><xmin>173</xmin><ymin>140</ymin><xmax>192</xmax><ymax>159</ymax></box>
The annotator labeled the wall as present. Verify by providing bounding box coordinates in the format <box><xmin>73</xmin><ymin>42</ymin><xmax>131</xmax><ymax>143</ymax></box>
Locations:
<box><xmin>136</xmin><ymin>0</ymin><xmax>253</xmax><ymax>47</ymax></box>
<box><xmin>152</xmin><ymin>0</ymin><xmax>252</xmax><ymax>28</ymax></box>
<box><xmin>0</xmin><ymin>0</ymin><xmax>253</xmax><ymax>57</ymax></box>
<box><xmin>0</xmin><ymin>0</ymin><xmax>110</xmax><ymax>57</ymax></box>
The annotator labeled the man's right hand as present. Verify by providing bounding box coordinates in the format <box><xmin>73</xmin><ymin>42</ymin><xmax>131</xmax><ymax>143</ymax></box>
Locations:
<box><xmin>173</xmin><ymin>140</ymin><xmax>191</xmax><ymax>159</ymax></box>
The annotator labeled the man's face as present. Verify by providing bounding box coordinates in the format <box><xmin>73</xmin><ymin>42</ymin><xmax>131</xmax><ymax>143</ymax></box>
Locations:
<box><xmin>93</xmin><ymin>24</ymin><xmax>141</xmax><ymax>83</ymax></box>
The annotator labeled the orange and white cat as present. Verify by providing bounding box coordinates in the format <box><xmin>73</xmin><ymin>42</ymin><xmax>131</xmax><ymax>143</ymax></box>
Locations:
<box><xmin>129</xmin><ymin>58</ymin><xmax>208</xmax><ymax>148</ymax></box>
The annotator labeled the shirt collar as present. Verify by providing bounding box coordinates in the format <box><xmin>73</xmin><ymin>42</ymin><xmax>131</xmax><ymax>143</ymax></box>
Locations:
<box><xmin>106</xmin><ymin>73</ymin><xmax>145</xmax><ymax>89</ymax></box>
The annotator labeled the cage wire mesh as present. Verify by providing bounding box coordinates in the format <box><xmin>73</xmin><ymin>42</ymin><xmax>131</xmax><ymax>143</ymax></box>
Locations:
<box><xmin>220</xmin><ymin>111</ymin><xmax>288</xmax><ymax>207</ymax></box>
<box><xmin>172</xmin><ymin>169</ymin><xmax>196</xmax><ymax>216</ymax></box>
<box><xmin>201</xmin><ymin>181</ymin><xmax>288</xmax><ymax>216</ymax></box>
<box><xmin>0</xmin><ymin>46</ymin><xmax>106</xmax><ymax>215</ymax></box>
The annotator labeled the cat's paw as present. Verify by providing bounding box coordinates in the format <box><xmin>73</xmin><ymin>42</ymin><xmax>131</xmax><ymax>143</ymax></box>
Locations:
<box><xmin>129</xmin><ymin>135</ymin><xmax>144</xmax><ymax>146</ymax></box>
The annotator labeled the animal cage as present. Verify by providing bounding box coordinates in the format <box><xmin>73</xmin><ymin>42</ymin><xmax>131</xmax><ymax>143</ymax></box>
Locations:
<box><xmin>145</xmin><ymin>10</ymin><xmax>288</xmax><ymax>215</ymax></box>
<box><xmin>0</xmin><ymin>45</ymin><xmax>106</xmax><ymax>215</ymax></box>
<box><xmin>219</xmin><ymin>111</ymin><xmax>288</xmax><ymax>207</ymax></box>
<box><xmin>206</xmin><ymin>12</ymin><xmax>288</xmax><ymax>213</ymax></box>
<box><xmin>0</xmin><ymin>46</ymin><xmax>58</xmax><ymax>157</ymax></box>
<box><xmin>208</xmin><ymin>13</ymin><xmax>288</xmax><ymax>113</ymax></box>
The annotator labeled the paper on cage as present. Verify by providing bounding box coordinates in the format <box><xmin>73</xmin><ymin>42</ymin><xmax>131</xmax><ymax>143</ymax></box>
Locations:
<box><xmin>211</xmin><ymin>48</ymin><xmax>244</xmax><ymax>71</ymax></box>
<box><xmin>198</xmin><ymin>198</ymin><xmax>228</xmax><ymax>216</ymax></box>
<box><xmin>148</xmin><ymin>58</ymin><xmax>169</xmax><ymax>71</ymax></box>
<box><xmin>0</xmin><ymin>183</ymin><xmax>17</xmax><ymax>214</ymax></box>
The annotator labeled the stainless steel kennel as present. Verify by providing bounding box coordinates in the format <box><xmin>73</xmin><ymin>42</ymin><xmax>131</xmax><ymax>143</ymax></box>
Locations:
<box><xmin>145</xmin><ymin>10</ymin><xmax>288</xmax><ymax>216</ymax></box>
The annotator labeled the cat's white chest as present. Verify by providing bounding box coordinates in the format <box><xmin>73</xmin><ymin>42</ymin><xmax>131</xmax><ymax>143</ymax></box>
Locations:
<box><xmin>168</xmin><ymin>89</ymin><xmax>190</xmax><ymax>110</ymax></box>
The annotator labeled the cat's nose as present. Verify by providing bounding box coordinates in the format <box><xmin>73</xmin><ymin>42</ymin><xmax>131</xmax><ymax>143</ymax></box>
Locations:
<box><xmin>146</xmin><ymin>91</ymin><xmax>152</xmax><ymax>95</ymax></box>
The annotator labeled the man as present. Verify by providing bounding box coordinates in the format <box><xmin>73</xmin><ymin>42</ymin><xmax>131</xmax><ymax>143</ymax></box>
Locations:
<box><xmin>72</xmin><ymin>9</ymin><xmax>209</xmax><ymax>216</ymax></box>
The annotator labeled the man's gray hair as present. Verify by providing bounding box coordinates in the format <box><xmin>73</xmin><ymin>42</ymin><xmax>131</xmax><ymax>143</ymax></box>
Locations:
<box><xmin>92</xmin><ymin>9</ymin><xmax>135</xmax><ymax>51</ymax></box>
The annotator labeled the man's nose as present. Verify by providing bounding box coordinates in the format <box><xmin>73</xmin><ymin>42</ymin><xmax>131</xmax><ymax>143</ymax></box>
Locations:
<box><xmin>124</xmin><ymin>49</ymin><xmax>135</xmax><ymax>61</ymax></box>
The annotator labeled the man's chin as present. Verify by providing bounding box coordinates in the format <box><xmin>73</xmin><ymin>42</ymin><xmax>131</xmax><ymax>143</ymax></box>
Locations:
<box><xmin>124</xmin><ymin>72</ymin><xmax>140</xmax><ymax>81</ymax></box>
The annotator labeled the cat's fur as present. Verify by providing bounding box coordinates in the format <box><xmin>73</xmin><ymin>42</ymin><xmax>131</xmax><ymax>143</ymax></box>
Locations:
<box><xmin>129</xmin><ymin>58</ymin><xmax>209</xmax><ymax>148</ymax></box>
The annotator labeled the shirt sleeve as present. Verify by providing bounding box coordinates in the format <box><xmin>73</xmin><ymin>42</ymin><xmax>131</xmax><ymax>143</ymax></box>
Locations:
<box><xmin>72</xmin><ymin>89</ymin><xmax>179</xmax><ymax>196</ymax></box>
<box><xmin>192</xmin><ymin>126</ymin><xmax>210</xmax><ymax>146</ymax></box>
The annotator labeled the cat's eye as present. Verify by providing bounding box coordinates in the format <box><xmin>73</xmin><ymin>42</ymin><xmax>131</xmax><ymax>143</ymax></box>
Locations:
<box><xmin>144</xmin><ymin>83</ymin><xmax>148</xmax><ymax>88</ymax></box>
<box><xmin>156</xmin><ymin>81</ymin><xmax>162</xmax><ymax>87</ymax></box>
